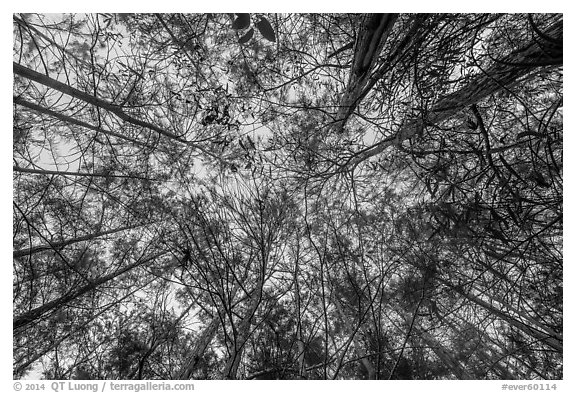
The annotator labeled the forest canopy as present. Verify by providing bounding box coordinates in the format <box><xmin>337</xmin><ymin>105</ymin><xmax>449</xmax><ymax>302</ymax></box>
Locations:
<box><xmin>13</xmin><ymin>13</ymin><xmax>562</xmax><ymax>380</ymax></box>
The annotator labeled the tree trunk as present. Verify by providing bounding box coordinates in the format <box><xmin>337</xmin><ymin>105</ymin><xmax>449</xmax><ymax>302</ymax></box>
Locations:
<box><xmin>13</xmin><ymin>63</ymin><xmax>178</xmax><ymax>140</ymax></box>
<box><xmin>443</xmin><ymin>318</ymin><xmax>518</xmax><ymax>379</ymax></box>
<box><xmin>13</xmin><ymin>62</ymin><xmax>221</xmax><ymax>162</ymax></box>
<box><xmin>332</xmin><ymin>294</ymin><xmax>376</xmax><ymax>379</ymax></box>
<box><xmin>334</xmin><ymin>14</ymin><xmax>399</xmax><ymax>132</ymax></box>
<box><xmin>14</xmin><ymin>96</ymin><xmax>157</xmax><ymax>149</ymax></box>
<box><xmin>13</xmin><ymin>165</ymin><xmax>150</xmax><ymax>181</ymax></box>
<box><xmin>14</xmin><ymin>223</ymin><xmax>143</xmax><ymax>258</ymax></box>
<box><xmin>221</xmin><ymin>286</ymin><xmax>263</xmax><ymax>379</ymax></box>
<box><xmin>472</xmin><ymin>283</ymin><xmax>561</xmax><ymax>341</ymax></box>
<box><xmin>437</xmin><ymin>277</ymin><xmax>562</xmax><ymax>352</ymax></box>
<box><xmin>347</xmin><ymin>16</ymin><xmax>562</xmax><ymax>167</ymax></box>
<box><xmin>294</xmin><ymin>254</ymin><xmax>307</xmax><ymax>379</ymax></box>
<box><xmin>178</xmin><ymin>316</ymin><xmax>221</xmax><ymax>379</ymax></box>
<box><xmin>13</xmin><ymin>251</ymin><xmax>167</xmax><ymax>331</ymax></box>
<box><xmin>413</xmin><ymin>324</ymin><xmax>473</xmax><ymax>379</ymax></box>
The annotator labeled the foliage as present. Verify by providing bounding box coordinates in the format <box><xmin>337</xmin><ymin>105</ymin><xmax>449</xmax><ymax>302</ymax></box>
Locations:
<box><xmin>13</xmin><ymin>13</ymin><xmax>562</xmax><ymax>380</ymax></box>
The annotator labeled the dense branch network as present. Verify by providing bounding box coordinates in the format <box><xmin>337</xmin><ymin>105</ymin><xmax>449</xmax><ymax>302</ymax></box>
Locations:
<box><xmin>13</xmin><ymin>13</ymin><xmax>562</xmax><ymax>380</ymax></box>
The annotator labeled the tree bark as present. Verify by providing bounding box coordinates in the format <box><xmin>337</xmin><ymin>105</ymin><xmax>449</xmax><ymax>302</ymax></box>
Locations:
<box><xmin>14</xmin><ymin>222</ymin><xmax>144</xmax><ymax>258</ymax></box>
<box><xmin>14</xmin><ymin>96</ymin><xmax>156</xmax><ymax>149</ymax></box>
<box><xmin>14</xmin><ymin>165</ymin><xmax>150</xmax><ymax>181</ymax></box>
<box><xmin>346</xmin><ymin>16</ymin><xmax>562</xmax><ymax>167</ymax></box>
<box><xmin>13</xmin><ymin>62</ymin><xmax>221</xmax><ymax>161</ymax></box>
<box><xmin>334</xmin><ymin>14</ymin><xmax>399</xmax><ymax>132</ymax></box>
<box><xmin>178</xmin><ymin>316</ymin><xmax>221</xmax><ymax>379</ymax></box>
<box><xmin>222</xmin><ymin>285</ymin><xmax>263</xmax><ymax>379</ymax></box>
<box><xmin>332</xmin><ymin>294</ymin><xmax>376</xmax><ymax>379</ymax></box>
<box><xmin>437</xmin><ymin>277</ymin><xmax>562</xmax><ymax>352</ymax></box>
<box><xmin>412</xmin><ymin>324</ymin><xmax>473</xmax><ymax>379</ymax></box>
<box><xmin>13</xmin><ymin>251</ymin><xmax>167</xmax><ymax>331</ymax></box>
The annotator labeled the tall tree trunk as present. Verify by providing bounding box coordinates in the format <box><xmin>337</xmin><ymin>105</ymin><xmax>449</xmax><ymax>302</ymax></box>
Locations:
<box><xmin>179</xmin><ymin>280</ymin><xmax>244</xmax><ymax>379</ymax></box>
<box><xmin>14</xmin><ymin>279</ymin><xmax>156</xmax><ymax>378</ymax></box>
<box><xmin>178</xmin><ymin>316</ymin><xmax>220</xmax><ymax>379</ymax></box>
<box><xmin>13</xmin><ymin>63</ymin><xmax>178</xmax><ymax>140</ymax></box>
<box><xmin>222</xmin><ymin>285</ymin><xmax>263</xmax><ymax>379</ymax></box>
<box><xmin>471</xmin><ymin>283</ymin><xmax>561</xmax><ymax>341</ymax></box>
<box><xmin>14</xmin><ymin>223</ymin><xmax>143</xmax><ymax>259</ymax></box>
<box><xmin>14</xmin><ymin>96</ymin><xmax>157</xmax><ymax>149</ymax></box>
<box><xmin>332</xmin><ymin>294</ymin><xmax>376</xmax><ymax>379</ymax></box>
<box><xmin>347</xmin><ymin>15</ymin><xmax>562</xmax><ymax>167</ymax></box>
<box><xmin>13</xmin><ymin>62</ymin><xmax>221</xmax><ymax>162</ymax></box>
<box><xmin>437</xmin><ymin>277</ymin><xmax>562</xmax><ymax>352</ymax></box>
<box><xmin>13</xmin><ymin>165</ymin><xmax>151</xmax><ymax>181</ymax></box>
<box><xmin>13</xmin><ymin>251</ymin><xmax>167</xmax><ymax>331</ymax></box>
<box><xmin>293</xmin><ymin>253</ymin><xmax>307</xmax><ymax>379</ymax></box>
<box><xmin>413</xmin><ymin>324</ymin><xmax>473</xmax><ymax>379</ymax></box>
<box><xmin>334</xmin><ymin>13</ymin><xmax>399</xmax><ymax>132</ymax></box>
<box><xmin>442</xmin><ymin>318</ymin><xmax>518</xmax><ymax>379</ymax></box>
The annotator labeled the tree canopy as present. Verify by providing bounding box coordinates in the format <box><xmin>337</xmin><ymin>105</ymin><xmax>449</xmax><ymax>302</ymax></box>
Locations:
<box><xmin>13</xmin><ymin>13</ymin><xmax>562</xmax><ymax>380</ymax></box>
